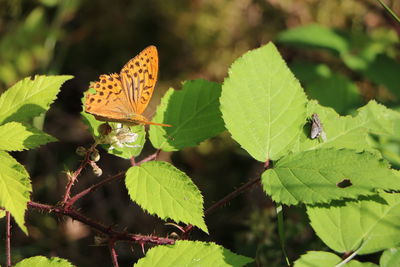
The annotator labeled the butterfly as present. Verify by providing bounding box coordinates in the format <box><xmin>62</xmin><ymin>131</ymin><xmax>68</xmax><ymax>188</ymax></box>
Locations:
<box><xmin>85</xmin><ymin>46</ymin><xmax>171</xmax><ymax>127</ymax></box>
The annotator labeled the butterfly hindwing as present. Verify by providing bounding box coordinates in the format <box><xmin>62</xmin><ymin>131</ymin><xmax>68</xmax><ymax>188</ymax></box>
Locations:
<box><xmin>120</xmin><ymin>46</ymin><xmax>158</xmax><ymax>115</ymax></box>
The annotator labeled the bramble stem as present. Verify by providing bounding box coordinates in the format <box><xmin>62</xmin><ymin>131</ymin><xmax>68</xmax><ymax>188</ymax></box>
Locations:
<box><xmin>28</xmin><ymin>201</ymin><xmax>175</xmax><ymax>246</ymax></box>
<box><xmin>5</xmin><ymin>211</ymin><xmax>11</xmax><ymax>267</ymax></box>
<box><xmin>65</xmin><ymin>172</ymin><xmax>124</xmax><ymax>209</ymax></box>
<box><xmin>109</xmin><ymin>239</ymin><xmax>119</xmax><ymax>267</ymax></box>
<box><xmin>62</xmin><ymin>143</ymin><xmax>97</xmax><ymax>204</ymax></box>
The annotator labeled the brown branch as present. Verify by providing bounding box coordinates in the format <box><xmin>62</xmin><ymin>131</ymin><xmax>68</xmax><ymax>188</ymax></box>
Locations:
<box><xmin>5</xmin><ymin>211</ymin><xmax>11</xmax><ymax>267</ymax></box>
<box><xmin>28</xmin><ymin>201</ymin><xmax>175</xmax><ymax>246</ymax></box>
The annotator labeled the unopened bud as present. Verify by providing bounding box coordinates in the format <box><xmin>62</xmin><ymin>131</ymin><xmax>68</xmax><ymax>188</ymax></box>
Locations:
<box><xmin>98</xmin><ymin>123</ymin><xmax>112</xmax><ymax>136</ymax></box>
<box><xmin>90</xmin><ymin>149</ymin><xmax>100</xmax><ymax>162</ymax></box>
<box><xmin>90</xmin><ymin>161</ymin><xmax>103</xmax><ymax>177</ymax></box>
<box><xmin>75</xmin><ymin>146</ymin><xmax>87</xmax><ymax>156</ymax></box>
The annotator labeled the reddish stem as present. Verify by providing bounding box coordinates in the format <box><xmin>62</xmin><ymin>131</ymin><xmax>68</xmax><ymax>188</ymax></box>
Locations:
<box><xmin>5</xmin><ymin>211</ymin><xmax>11</xmax><ymax>267</ymax></box>
<box><xmin>65</xmin><ymin>172</ymin><xmax>125</xmax><ymax>209</ymax></box>
<box><xmin>28</xmin><ymin>201</ymin><xmax>175</xmax><ymax>245</ymax></box>
<box><xmin>109</xmin><ymin>239</ymin><xmax>119</xmax><ymax>267</ymax></box>
<box><xmin>136</xmin><ymin>150</ymin><xmax>160</xmax><ymax>166</ymax></box>
<box><xmin>205</xmin><ymin>177</ymin><xmax>261</xmax><ymax>216</ymax></box>
<box><xmin>62</xmin><ymin>144</ymin><xmax>96</xmax><ymax>204</ymax></box>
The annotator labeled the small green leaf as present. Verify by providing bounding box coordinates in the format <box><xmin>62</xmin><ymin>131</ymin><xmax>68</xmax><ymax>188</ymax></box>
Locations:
<box><xmin>262</xmin><ymin>149</ymin><xmax>400</xmax><ymax>205</ymax></box>
<box><xmin>125</xmin><ymin>161</ymin><xmax>207</xmax><ymax>233</ymax></box>
<box><xmin>380</xmin><ymin>248</ymin><xmax>400</xmax><ymax>267</ymax></box>
<box><xmin>134</xmin><ymin>240</ymin><xmax>253</xmax><ymax>267</ymax></box>
<box><xmin>0</xmin><ymin>75</ymin><xmax>73</xmax><ymax>124</ymax></box>
<box><xmin>15</xmin><ymin>256</ymin><xmax>74</xmax><ymax>267</ymax></box>
<box><xmin>0</xmin><ymin>122</ymin><xmax>56</xmax><ymax>151</ymax></box>
<box><xmin>0</xmin><ymin>151</ymin><xmax>32</xmax><ymax>234</ymax></box>
<box><xmin>290</xmin><ymin>62</ymin><xmax>332</xmax><ymax>84</ymax></box>
<box><xmin>221</xmin><ymin>42</ymin><xmax>307</xmax><ymax>161</ymax></box>
<box><xmin>294</xmin><ymin>251</ymin><xmax>378</xmax><ymax>267</ymax></box>
<box><xmin>149</xmin><ymin>79</ymin><xmax>225</xmax><ymax>151</ymax></box>
<box><xmin>276</xmin><ymin>24</ymin><xmax>349</xmax><ymax>54</ymax></box>
<box><xmin>307</xmin><ymin>192</ymin><xmax>400</xmax><ymax>254</ymax></box>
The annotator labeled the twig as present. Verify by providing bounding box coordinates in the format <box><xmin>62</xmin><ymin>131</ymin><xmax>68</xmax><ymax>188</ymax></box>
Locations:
<box><xmin>205</xmin><ymin>177</ymin><xmax>261</xmax><ymax>216</ymax></box>
<box><xmin>109</xmin><ymin>239</ymin><xmax>119</xmax><ymax>267</ymax></box>
<box><xmin>62</xmin><ymin>143</ymin><xmax>97</xmax><ymax>204</ymax></box>
<box><xmin>28</xmin><ymin>201</ymin><xmax>175</xmax><ymax>246</ymax></box>
<box><xmin>5</xmin><ymin>211</ymin><xmax>11</xmax><ymax>267</ymax></box>
<box><xmin>64</xmin><ymin>172</ymin><xmax>125</xmax><ymax>209</ymax></box>
<box><xmin>135</xmin><ymin>150</ymin><xmax>161</xmax><ymax>166</ymax></box>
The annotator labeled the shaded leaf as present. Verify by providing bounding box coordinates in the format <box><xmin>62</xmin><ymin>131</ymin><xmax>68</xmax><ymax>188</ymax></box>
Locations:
<box><xmin>149</xmin><ymin>79</ymin><xmax>225</xmax><ymax>151</ymax></box>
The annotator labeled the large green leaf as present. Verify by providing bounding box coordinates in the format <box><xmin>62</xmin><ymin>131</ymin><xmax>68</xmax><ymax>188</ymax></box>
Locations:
<box><xmin>220</xmin><ymin>42</ymin><xmax>307</xmax><ymax>161</ymax></box>
<box><xmin>276</xmin><ymin>24</ymin><xmax>349</xmax><ymax>54</ymax></box>
<box><xmin>125</xmin><ymin>161</ymin><xmax>207</xmax><ymax>233</ymax></box>
<box><xmin>0</xmin><ymin>75</ymin><xmax>73</xmax><ymax>124</ymax></box>
<box><xmin>149</xmin><ymin>79</ymin><xmax>225</xmax><ymax>151</ymax></box>
<box><xmin>0</xmin><ymin>151</ymin><xmax>31</xmax><ymax>234</ymax></box>
<box><xmin>134</xmin><ymin>241</ymin><xmax>253</xmax><ymax>267</ymax></box>
<box><xmin>0</xmin><ymin>122</ymin><xmax>56</xmax><ymax>151</ymax></box>
<box><xmin>380</xmin><ymin>248</ymin><xmax>400</xmax><ymax>267</ymax></box>
<box><xmin>262</xmin><ymin>149</ymin><xmax>400</xmax><ymax>205</ymax></box>
<box><xmin>15</xmin><ymin>256</ymin><xmax>74</xmax><ymax>267</ymax></box>
<box><xmin>294</xmin><ymin>251</ymin><xmax>378</xmax><ymax>267</ymax></box>
<box><xmin>293</xmin><ymin>100</ymin><xmax>400</xmax><ymax>153</ymax></box>
<box><xmin>307</xmin><ymin>192</ymin><xmax>400</xmax><ymax>254</ymax></box>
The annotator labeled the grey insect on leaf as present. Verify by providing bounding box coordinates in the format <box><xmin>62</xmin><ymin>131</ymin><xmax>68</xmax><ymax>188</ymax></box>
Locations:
<box><xmin>310</xmin><ymin>113</ymin><xmax>327</xmax><ymax>142</ymax></box>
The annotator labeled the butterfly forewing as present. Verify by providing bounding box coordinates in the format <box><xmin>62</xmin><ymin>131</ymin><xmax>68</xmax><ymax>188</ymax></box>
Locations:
<box><xmin>120</xmin><ymin>46</ymin><xmax>158</xmax><ymax>115</ymax></box>
<box><xmin>85</xmin><ymin>73</ymin><xmax>135</xmax><ymax>122</ymax></box>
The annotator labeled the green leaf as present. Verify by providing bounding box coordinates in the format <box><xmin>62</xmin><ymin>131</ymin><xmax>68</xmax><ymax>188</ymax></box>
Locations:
<box><xmin>15</xmin><ymin>256</ymin><xmax>74</xmax><ymax>267</ymax></box>
<box><xmin>294</xmin><ymin>251</ymin><xmax>378</xmax><ymax>267</ymax></box>
<box><xmin>0</xmin><ymin>75</ymin><xmax>73</xmax><ymax>124</ymax></box>
<box><xmin>134</xmin><ymin>240</ymin><xmax>253</xmax><ymax>267</ymax></box>
<box><xmin>220</xmin><ymin>42</ymin><xmax>307</xmax><ymax>161</ymax></box>
<box><xmin>81</xmin><ymin>112</ymin><xmax>146</xmax><ymax>159</ymax></box>
<box><xmin>262</xmin><ymin>149</ymin><xmax>400</xmax><ymax>205</ymax></box>
<box><xmin>125</xmin><ymin>161</ymin><xmax>207</xmax><ymax>233</ymax></box>
<box><xmin>149</xmin><ymin>79</ymin><xmax>225</xmax><ymax>151</ymax></box>
<box><xmin>380</xmin><ymin>248</ymin><xmax>400</xmax><ymax>267</ymax></box>
<box><xmin>0</xmin><ymin>151</ymin><xmax>31</xmax><ymax>234</ymax></box>
<box><xmin>0</xmin><ymin>122</ymin><xmax>56</xmax><ymax>151</ymax></box>
<box><xmin>276</xmin><ymin>24</ymin><xmax>349</xmax><ymax>54</ymax></box>
<box><xmin>307</xmin><ymin>192</ymin><xmax>400</xmax><ymax>254</ymax></box>
<box><xmin>293</xmin><ymin>100</ymin><xmax>400</xmax><ymax>153</ymax></box>
<box><xmin>306</xmin><ymin>74</ymin><xmax>361</xmax><ymax>115</ymax></box>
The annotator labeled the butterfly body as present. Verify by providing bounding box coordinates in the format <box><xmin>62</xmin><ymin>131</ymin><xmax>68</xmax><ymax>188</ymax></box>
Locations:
<box><xmin>85</xmin><ymin>46</ymin><xmax>171</xmax><ymax>127</ymax></box>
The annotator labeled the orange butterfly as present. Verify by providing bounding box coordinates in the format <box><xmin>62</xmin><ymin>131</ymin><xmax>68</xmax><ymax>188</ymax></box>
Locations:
<box><xmin>85</xmin><ymin>46</ymin><xmax>171</xmax><ymax>127</ymax></box>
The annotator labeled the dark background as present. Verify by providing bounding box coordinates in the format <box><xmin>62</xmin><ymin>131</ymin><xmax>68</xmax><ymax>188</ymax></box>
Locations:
<box><xmin>0</xmin><ymin>0</ymin><xmax>399</xmax><ymax>266</ymax></box>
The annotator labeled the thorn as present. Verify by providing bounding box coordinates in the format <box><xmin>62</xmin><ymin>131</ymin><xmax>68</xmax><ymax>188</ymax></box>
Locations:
<box><xmin>140</xmin><ymin>242</ymin><xmax>145</xmax><ymax>255</ymax></box>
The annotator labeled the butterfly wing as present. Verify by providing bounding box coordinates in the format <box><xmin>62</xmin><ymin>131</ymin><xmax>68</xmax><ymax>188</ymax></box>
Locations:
<box><xmin>119</xmin><ymin>46</ymin><xmax>158</xmax><ymax>115</ymax></box>
<box><xmin>85</xmin><ymin>73</ymin><xmax>134</xmax><ymax>123</ymax></box>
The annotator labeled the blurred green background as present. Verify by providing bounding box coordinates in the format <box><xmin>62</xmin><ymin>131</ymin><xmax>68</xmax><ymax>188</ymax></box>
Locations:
<box><xmin>0</xmin><ymin>0</ymin><xmax>399</xmax><ymax>266</ymax></box>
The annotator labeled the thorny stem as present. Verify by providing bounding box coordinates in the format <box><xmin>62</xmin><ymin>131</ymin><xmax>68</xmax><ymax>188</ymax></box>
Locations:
<box><xmin>28</xmin><ymin>201</ymin><xmax>175</xmax><ymax>246</ymax></box>
<box><xmin>109</xmin><ymin>239</ymin><xmax>119</xmax><ymax>267</ymax></box>
<box><xmin>5</xmin><ymin>211</ymin><xmax>11</xmax><ymax>267</ymax></box>
<box><xmin>62</xmin><ymin>143</ymin><xmax>97</xmax><ymax>204</ymax></box>
<box><xmin>131</xmin><ymin>149</ymin><xmax>161</xmax><ymax>166</ymax></box>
